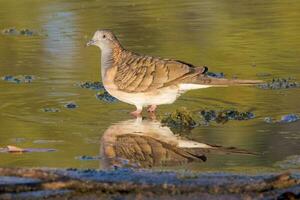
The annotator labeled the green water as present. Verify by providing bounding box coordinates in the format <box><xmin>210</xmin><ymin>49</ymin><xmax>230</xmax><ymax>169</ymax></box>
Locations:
<box><xmin>0</xmin><ymin>0</ymin><xmax>300</xmax><ymax>172</ymax></box>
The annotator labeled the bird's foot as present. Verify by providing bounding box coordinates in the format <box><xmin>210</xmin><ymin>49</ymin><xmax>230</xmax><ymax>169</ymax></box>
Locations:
<box><xmin>147</xmin><ymin>105</ymin><xmax>157</xmax><ymax>113</ymax></box>
<box><xmin>130</xmin><ymin>109</ymin><xmax>142</xmax><ymax>118</ymax></box>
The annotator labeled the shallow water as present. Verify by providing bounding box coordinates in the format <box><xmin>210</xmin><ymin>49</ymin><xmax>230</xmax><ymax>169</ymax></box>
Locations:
<box><xmin>0</xmin><ymin>0</ymin><xmax>300</xmax><ymax>172</ymax></box>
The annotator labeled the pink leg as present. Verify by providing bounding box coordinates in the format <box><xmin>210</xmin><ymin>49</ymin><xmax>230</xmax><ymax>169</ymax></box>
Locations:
<box><xmin>147</xmin><ymin>105</ymin><xmax>157</xmax><ymax>113</ymax></box>
<box><xmin>130</xmin><ymin>106</ymin><xmax>142</xmax><ymax>118</ymax></box>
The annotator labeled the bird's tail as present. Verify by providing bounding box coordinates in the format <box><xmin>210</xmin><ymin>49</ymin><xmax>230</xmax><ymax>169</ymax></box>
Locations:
<box><xmin>195</xmin><ymin>76</ymin><xmax>263</xmax><ymax>87</ymax></box>
<box><xmin>182</xmin><ymin>145</ymin><xmax>258</xmax><ymax>162</ymax></box>
<box><xmin>207</xmin><ymin>144</ymin><xmax>258</xmax><ymax>155</ymax></box>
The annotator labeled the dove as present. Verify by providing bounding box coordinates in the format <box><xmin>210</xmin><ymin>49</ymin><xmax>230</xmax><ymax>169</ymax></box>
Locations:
<box><xmin>87</xmin><ymin>30</ymin><xmax>262</xmax><ymax>117</ymax></box>
<box><xmin>100</xmin><ymin>118</ymin><xmax>255</xmax><ymax>168</ymax></box>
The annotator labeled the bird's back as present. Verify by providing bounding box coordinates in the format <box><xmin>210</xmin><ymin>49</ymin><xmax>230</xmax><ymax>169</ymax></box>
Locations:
<box><xmin>112</xmin><ymin>49</ymin><xmax>208</xmax><ymax>93</ymax></box>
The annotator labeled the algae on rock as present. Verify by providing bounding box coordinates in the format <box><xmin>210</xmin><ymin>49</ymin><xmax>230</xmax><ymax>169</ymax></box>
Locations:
<box><xmin>200</xmin><ymin>109</ymin><xmax>255</xmax><ymax>124</ymax></box>
<box><xmin>161</xmin><ymin>107</ymin><xmax>197</xmax><ymax>132</ymax></box>
<box><xmin>257</xmin><ymin>78</ymin><xmax>300</xmax><ymax>90</ymax></box>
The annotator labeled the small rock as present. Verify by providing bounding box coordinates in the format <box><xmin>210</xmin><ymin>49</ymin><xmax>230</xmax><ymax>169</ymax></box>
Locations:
<box><xmin>280</xmin><ymin>114</ymin><xmax>299</xmax><ymax>123</ymax></box>
<box><xmin>2</xmin><ymin>75</ymin><xmax>14</xmax><ymax>81</ymax></box>
<box><xmin>1</xmin><ymin>75</ymin><xmax>34</xmax><ymax>84</ymax></box>
<box><xmin>264</xmin><ymin>117</ymin><xmax>274</xmax><ymax>124</ymax></box>
<box><xmin>206</xmin><ymin>71</ymin><xmax>225</xmax><ymax>78</ymax></box>
<box><xmin>264</xmin><ymin>114</ymin><xmax>299</xmax><ymax>124</ymax></box>
<box><xmin>96</xmin><ymin>91</ymin><xmax>118</xmax><ymax>103</ymax></box>
<box><xmin>19</xmin><ymin>28</ymin><xmax>34</xmax><ymax>36</ymax></box>
<box><xmin>42</xmin><ymin>108</ymin><xmax>60</xmax><ymax>113</ymax></box>
<box><xmin>79</xmin><ymin>81</ymin><xmax>104</xmax><ymax>90</ymax></box>
<box><xmin>1</xmin><ymin>28</ymin><xmax>18</xmax><ymax>35</ymax></box>
<box><xmin>161</xmin><ymin>107</ymin><xmax>197</xmax><ymax>131</ymax></box>
<box><xmin>64</xmin><ymin>102</ymin><xmax>78</xmax><ymax>109</ymax></box>
<box><xmin>79</xmin><ymin>81</ymin><xmax>118</xmax><ymax>103</ymax></box>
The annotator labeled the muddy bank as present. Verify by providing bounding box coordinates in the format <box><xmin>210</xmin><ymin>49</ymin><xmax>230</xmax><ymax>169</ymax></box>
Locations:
<box><xmin>0</xmin><ymin>168</ymin><xmax>299</xmax><ymax>199</ymax></box>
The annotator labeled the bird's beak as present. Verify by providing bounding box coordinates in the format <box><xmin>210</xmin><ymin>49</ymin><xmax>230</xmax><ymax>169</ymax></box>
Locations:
<box><xmin>86</xmin><ymin>39</ymin><xmax>96</xmax><ymax>46</ymax></box>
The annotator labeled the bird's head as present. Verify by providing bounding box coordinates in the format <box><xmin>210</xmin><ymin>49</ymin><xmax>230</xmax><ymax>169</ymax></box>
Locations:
<box><xmin>86</xmin><ymin>29</ymin><xmax>121</xmax><ymax>50</ymax></box>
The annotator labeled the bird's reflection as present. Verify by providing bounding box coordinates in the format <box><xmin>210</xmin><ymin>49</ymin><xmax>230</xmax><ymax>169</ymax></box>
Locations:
<box><xmin>100</xmin><ymin>118</ymin><xmax>254</xmax><ymax>169</ymax></box>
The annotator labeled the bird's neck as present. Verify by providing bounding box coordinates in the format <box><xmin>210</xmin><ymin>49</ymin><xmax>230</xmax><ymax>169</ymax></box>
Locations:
<box><xmin>100</xmin><ymin>44</ymin><xmax>124</xmax><ymax>80</ymax></box>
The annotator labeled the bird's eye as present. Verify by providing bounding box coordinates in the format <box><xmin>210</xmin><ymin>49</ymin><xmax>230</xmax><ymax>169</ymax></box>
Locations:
<box><xmin>102</xmin><ymin>35</ymin><xmax>106</xmax><ymax>39</ymax></box>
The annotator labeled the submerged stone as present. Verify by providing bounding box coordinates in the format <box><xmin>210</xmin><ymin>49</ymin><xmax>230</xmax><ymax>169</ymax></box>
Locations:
<box><xmin>1</xmin><ymin>28</ymin><xmax>18</xmax><ymax>35</ymax></box>
<box><xmin>75</xmin><ymin>155</ymin><xmax>101</xmax><ymax>161</ymax></box>
<box><xmin>64</xmin><ymin>102</ymin><xmax>78</xmax><ymax>109</ymax></box>
<box><xmin>79</xmin><ymin>81</ymin><xmax>104</xmax><ymax>90</ymax></box>
<box><xmin>264</xmin><ymin>117</ymin><xmax>274</xmax><ymax>124</ymax></box>
<box><xmin>96</xmin><ymin>91</ymin><xmax>118</xmax><ymax>103</ymax></box>
<box><xmin>41</xmin><ymin>108</ymin><xmax>60</xmax><ymax>113</ymax></box>
<box><xmin>257</xmin><ymin>78</ymin><xmax>300</xmax><ymax>90</ymax></box>
<box><xmin>1</xmin><ymin>75</ymin><xmax>34</xmax><ymax>84</ymax></box>
<box><xmin>200</xmin><ymin>110</ymin><xmax>217</xmax><ymax>122</ymax></box>
<box><xmin>280</xmin><ymin>114</ymin><xmax>299</xmax><ymax>123</ymax></box>
<box><xmin>161</xmin><ymin>107</ymin><xmax>197</xmax><ymax>131</ymax></box>
<box><xmin>200</xmin><ymin>109</ymin><xmax>255</xmax><ymax>123</ymax></box>
<box><xmin>79</xmin><ymin>81</ymin><xmax>118</xmax><ymax>103</ymax></box>
<box><xmin>1</xmin><ymin>28</ymin><xmax>46</xmax><ymax>36</ymax></box>
<box><xmin>206</xmin><ymin>71</ymin><xmax>225</xmax><ymax>78</ymax></box>
<box><xmin>264</xmin><ymin>114</ymin><xmax>299</xmax><ymax>124</ymax></box>
<box><xmin>19</xmin><ymin>29</ymin><xmax>34</xmax><ymax>36</ymax></box>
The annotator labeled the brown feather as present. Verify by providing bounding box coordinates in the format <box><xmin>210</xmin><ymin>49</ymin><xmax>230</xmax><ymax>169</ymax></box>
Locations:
<box><xmin>113</xmin><ymin>51</ymin><xmax>208</xmax><ymax>92</ymax></box>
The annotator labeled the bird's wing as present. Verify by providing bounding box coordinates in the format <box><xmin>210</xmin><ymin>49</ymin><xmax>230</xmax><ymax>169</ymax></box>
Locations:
<box><xmin>113</xmin><ymin>134</ymin><xmax>206</xmax><ymax>167</ymax></box>
<box><xmin>113</xmin><ymin>53</ymin><xmax>208</xmax><ymax>93</ymax></box>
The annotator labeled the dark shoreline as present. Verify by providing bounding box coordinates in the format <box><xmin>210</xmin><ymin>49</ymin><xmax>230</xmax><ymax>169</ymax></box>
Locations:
<box><xmin>0</xmin><ymin>168</ymin><xmax>299</xmax><ymax>199</ymax></box>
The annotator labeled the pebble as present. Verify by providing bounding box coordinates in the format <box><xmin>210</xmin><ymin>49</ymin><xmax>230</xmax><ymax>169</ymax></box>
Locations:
<box><xmin>64</xmin><ymin>102</ymin><xmax>78</xmax><ymax>109</ymax></box>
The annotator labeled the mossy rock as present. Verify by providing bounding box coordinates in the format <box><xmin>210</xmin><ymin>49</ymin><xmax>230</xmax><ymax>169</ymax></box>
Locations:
<box><xmin>200</xmin><ymin>109</ymin><xmax>255</xmax><ymax>124</ymax></box>
<box><xmin>161</xmin><ymin>107</ymin><xmax>197</xmax><ymax>132</ymax></box>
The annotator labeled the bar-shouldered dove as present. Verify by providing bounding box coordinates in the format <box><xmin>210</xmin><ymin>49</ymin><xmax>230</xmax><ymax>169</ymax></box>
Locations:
<box><xmin>100</xmin><ymin>118</ymin><xmax>255</xmax><ymax>168</ymax></box>
<box><xmin>87</xmin><ymin>30</ymin><xmax>262</xmax><ymax>117</ymax></box>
